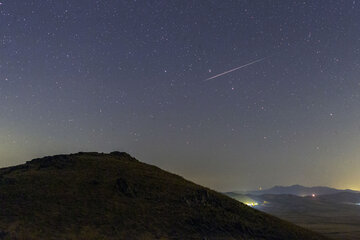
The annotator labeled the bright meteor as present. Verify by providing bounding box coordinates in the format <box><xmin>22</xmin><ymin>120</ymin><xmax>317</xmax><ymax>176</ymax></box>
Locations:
<box><xmin>204</xmin><ymin>57</ymin><xmax>267</xmax><ymax>81</ymax></box>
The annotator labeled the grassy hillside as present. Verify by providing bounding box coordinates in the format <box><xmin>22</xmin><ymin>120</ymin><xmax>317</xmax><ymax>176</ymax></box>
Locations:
<box><xmin>0</xmin><ymin>152</ymin><xmax>329</xmax><ymax>240</ymax></box>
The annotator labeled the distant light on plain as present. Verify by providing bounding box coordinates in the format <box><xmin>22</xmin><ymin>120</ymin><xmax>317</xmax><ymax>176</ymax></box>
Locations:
<box><xmin>245</xmin><ymin>202</ymin><xmax>258</xmax><ymax>207</ymax></box>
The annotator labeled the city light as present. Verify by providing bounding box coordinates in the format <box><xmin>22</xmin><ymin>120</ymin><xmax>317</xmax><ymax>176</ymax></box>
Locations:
<box><xmin>245</xmin><ymin>202</ymin><xmax>259</xmax><ymax>207</ymax></box>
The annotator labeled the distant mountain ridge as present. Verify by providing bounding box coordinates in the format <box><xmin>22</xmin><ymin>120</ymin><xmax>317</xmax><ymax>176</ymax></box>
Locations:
<box><xmin>244</xmin><ymin>184</ymin><xmax>359</xmax><ymax>196</ymax></box>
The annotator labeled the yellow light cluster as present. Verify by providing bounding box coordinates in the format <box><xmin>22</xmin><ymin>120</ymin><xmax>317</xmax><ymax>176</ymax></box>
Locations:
<box><xmin>245</xmin><ymin>202</ymin><xmax>258</xmax><ymax>207</ymax></box>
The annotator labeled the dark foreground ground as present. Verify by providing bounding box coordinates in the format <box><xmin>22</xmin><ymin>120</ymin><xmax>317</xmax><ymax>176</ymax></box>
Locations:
<box><xmin>0</xmin><ymin>152</ymin><xmax>329</xmax><ymax>240</ymax></box>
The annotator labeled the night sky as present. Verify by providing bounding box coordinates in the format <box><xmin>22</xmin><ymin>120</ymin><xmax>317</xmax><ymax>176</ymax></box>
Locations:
<box><xmin>1</xmin><ymin>0</ymin><xmax>360</xmax><ymax>191</ymax></box>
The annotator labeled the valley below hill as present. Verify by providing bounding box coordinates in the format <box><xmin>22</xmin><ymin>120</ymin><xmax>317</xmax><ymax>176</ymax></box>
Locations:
<box><xmin>227</xmin><ymin>191</ymin><xmax>360</xmax><ymax>240</ymax></box>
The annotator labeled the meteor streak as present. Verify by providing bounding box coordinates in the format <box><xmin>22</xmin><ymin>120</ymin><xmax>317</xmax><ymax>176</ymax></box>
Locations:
<box><xmin>204</xmin><ymin>57</ymin><xmax>267</xmax><ymax>81</ymax></box>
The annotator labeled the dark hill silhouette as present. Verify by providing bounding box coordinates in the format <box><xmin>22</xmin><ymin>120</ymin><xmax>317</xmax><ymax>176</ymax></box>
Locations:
<box><xmin>0</xmin><ymin>152</ymin><xmax>329</xmax><ymax>240</ymax></box>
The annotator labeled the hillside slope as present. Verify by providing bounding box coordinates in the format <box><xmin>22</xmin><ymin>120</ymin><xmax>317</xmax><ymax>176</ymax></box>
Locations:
<box><xmin>0</xmin><ymin>152</ymin><xmax>329</xmax><ymax>240</ymax></box>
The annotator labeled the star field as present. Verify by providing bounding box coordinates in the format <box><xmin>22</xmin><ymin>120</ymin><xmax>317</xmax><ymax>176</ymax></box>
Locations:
<box><xmin>1</xmin><ymin>0</ymin><xmax>360</xmax><ymax>191</ymax></box>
